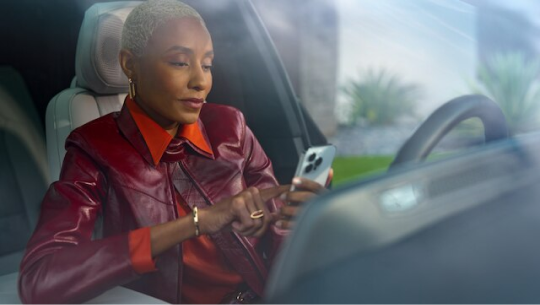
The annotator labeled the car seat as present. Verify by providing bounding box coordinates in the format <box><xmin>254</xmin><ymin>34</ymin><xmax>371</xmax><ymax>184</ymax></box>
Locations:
<box><xmin>46</xmin><ymin>1</ymin><xmax>142</xmax><ymax>181</ymax></box>
<box><xmin>0</xmin><ymin>66</ymin><xmax>49</xmax><ymax>275</ymax></box>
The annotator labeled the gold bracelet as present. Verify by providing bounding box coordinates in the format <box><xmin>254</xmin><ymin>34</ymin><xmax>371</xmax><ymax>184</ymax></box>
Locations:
<box><xmin>192</xmin><ymin>206</ymin><xmax>200</xmax><ymax>237</ymax></box>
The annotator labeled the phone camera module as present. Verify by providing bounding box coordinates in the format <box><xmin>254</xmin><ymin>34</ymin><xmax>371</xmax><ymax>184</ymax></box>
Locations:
<box><xmin>315</xmin><ymin>157</ymin><xmax>323</xmax><ymax>167</ymax></box>
<box><xmin>305</xmin><ymin>164</ymin><xmax>313</xmax><ymax>173</ymax></box>
<box><xmin>308</xmin><ymin>153</ymin><xmax>316</xmax><ymax>162</ymax></box>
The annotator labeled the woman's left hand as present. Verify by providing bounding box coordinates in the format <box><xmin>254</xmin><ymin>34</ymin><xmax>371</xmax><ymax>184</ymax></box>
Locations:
<box><xmin>276</xmin><ymin>169</ymin><xmax>333</xmax><ymax>230</ymax></box>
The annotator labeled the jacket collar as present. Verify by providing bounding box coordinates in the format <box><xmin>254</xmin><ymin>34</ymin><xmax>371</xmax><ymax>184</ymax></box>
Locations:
<box><xmin>117</xmin><ymin>96</ymin><xmax>214</xmax><ymax>166</ymax></box>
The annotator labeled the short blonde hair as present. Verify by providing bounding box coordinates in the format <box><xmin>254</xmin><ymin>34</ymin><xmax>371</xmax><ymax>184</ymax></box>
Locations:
<box><xmin>121</xmin><ymin>0</ymin><xmax>205</xmax><ymax>56</ymax></box>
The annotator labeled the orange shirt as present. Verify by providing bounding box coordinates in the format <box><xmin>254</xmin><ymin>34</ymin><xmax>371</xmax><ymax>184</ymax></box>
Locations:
<box><xmin>125</xmin><ymin>96</ymin><xmax>243</xmax><ymax>304</ymax></box>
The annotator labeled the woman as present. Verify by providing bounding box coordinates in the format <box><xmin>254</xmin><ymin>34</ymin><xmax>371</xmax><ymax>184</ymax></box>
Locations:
<box><xmin>18</xmin><ymin>0</ymin><xmax>327</xmax><ymax>303</ymax></box>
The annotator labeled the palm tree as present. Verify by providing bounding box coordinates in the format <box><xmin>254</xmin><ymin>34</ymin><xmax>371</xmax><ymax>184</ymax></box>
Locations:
<box><xmin>470</xmin><ymin>52</ymin><xmax>540</xmax><ymax>134</ymax></box>
<box><xmin>342</xmin><ymin>68</ymin><xmax>420</xmax><ymax>126</ymax></box>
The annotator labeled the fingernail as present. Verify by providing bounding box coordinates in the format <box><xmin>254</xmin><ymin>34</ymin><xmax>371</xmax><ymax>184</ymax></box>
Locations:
<box><xmin>292</xmin><ymin>177</ymin><xmax>302</xmax><ymax>185</ymax></box>
<box><xmin>280</xmin><ymin>193</ymin><xmax>287</xmax><ymax>201</ymax></box>
<box><xmin>275</xmin><ymin>220</ymin><xmax>283</xmax><ymax>228</ymax></box>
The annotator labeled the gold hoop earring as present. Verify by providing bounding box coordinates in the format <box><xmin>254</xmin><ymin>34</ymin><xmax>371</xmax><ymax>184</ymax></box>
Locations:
<box><xmin>128</xmin><ymin>78</ymin><xmax>136</xmax><ymax>99</ymax></box>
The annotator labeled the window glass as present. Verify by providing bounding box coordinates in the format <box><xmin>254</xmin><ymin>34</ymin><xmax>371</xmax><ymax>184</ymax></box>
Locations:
<box><xmin>259</xmin><ymin>0</ymin><xmax>540</xmax><ymax>186</ymax></box>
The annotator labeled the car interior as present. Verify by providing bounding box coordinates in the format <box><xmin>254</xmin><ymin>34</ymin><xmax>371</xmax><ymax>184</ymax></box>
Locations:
<box><xmin>1</xmin><ymin>0</ymin><xmax>539</xmax><ymax>303</ymax></box>
<box><xmin>0</xmin><ymin>0</ymin><xmax>323</xmax><ymax>303</ymax></box>
<box><xmin>0</xmin><ymin>67</ymin><xmax>49</xmax><ymax>276</ymax></box>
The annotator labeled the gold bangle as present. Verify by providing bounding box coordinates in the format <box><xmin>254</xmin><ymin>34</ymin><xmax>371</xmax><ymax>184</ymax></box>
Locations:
<box><xmin>192</xmin><ymin>206</ymin><xmax>200</xmax><ymax>237</ymax></box>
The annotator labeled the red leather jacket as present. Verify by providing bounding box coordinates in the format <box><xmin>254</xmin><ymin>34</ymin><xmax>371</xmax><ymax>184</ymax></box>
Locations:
<box><xmin>18</xmin><ymin>103</ymin><xmax>285</xmax><ymax>304</ymax></box>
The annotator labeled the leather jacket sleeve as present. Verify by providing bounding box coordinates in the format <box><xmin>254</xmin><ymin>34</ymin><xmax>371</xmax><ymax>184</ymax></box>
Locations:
<box><xmin>241</xmin><ymin>126</ymin><xmax>288</xmax><ymax>265</ymax></box>
<box><xmin>18</xmin><ymin>131</ymin><xmax>139</xmax><ymax>304</ymax></box>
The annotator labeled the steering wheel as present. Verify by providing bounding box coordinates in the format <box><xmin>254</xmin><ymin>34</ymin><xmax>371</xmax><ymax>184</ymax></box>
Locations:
<box><xmin>389</xmin><ymin>94</ymin><xmax>508</xmax><ymax>170</ymax></box>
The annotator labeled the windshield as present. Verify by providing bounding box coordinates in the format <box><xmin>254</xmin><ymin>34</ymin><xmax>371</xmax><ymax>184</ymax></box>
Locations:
<box><xmin>256</xmin><ymin>0</ymin><xmax>540</xmax><ymax>186</ymax></box>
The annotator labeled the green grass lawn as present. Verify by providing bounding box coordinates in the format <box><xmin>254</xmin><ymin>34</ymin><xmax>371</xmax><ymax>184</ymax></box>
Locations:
<box><xmin>331</xmin><ymin>155</ymin><xmax>394</xmax><ymax>186</ymax></box>
<box><xmin>331</xmin><ymin>152</ymin><xmax>465</xmax><ymax>187</ymax></box>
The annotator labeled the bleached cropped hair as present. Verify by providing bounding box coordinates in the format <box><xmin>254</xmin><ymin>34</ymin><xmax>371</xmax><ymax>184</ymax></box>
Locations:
<box><xmin>121</xmin><ymin>0</ymin><xmax>205</xmax><ymax>56</ymax></box>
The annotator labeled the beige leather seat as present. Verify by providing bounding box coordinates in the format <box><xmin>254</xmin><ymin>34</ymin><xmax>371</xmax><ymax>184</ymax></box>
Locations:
<box><xmin>46</xmin><ymin>1</ymin><xmax>142</xmax><ymax>181</ymax></box>
<box><xmin>0</xmin><ymin>66</ymin><xmax>48</xmax><ymax>275</ymax></box>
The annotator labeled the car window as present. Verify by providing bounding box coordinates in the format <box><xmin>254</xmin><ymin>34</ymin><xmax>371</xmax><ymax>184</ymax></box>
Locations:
<box><xmin>257</xmin><ymin>0</ymin><xmax>540</xmax><ymax>186</ymax></box>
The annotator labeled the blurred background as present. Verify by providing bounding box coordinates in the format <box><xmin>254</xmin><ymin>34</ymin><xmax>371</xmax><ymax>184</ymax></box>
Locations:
<box><xmin>330</xmin><ymin>0</ymin><xmax>540</xmax><ymax>185</ymax></box>
<box><xmin>2</xmin><ymin>0</ymin><xmax>540</xmax><ymax>186</ymax></box>
<box><xmin>257</xmin><ymin>0</ymin><xmax>540</xmax><ymax>185</ymax></box>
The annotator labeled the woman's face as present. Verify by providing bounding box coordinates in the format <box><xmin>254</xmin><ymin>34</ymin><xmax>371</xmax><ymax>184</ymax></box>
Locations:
<box><xmin>132</xmin><ymin>17</ymin><xmax>214</xmax><ymax>131</ymax></box>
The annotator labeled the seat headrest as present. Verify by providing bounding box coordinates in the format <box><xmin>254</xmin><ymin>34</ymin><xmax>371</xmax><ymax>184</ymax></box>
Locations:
<box><xmin>75</xmin><ymin>1</ymin><xmax>142</xmax><ymax>94</ymax></box>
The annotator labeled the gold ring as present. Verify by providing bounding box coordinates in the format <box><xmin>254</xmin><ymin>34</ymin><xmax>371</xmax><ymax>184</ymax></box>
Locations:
<box><xmin>250</xmin><ymin>210</ymin><xmax>264</xmax><ymax>219</ymax></box>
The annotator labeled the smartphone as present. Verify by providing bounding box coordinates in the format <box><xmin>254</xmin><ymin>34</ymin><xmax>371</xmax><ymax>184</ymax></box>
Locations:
<box><xmin>291</xmin><ymin>145</ymin><xmax>336</xmax><ymax>191</ymax></box>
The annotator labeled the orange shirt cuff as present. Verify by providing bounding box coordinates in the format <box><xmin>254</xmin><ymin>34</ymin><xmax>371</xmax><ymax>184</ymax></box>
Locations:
<box><xmin>129</xmin><ymin>227</ymin><xmax>157</xmax><ymax>274</ymax></box>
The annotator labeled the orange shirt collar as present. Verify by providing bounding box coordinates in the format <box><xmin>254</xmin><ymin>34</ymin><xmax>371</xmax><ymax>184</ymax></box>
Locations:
<box><xmin>125</xmin><ymin>96</ymin><xmax>213</xmax><ymax>165</ymax></box>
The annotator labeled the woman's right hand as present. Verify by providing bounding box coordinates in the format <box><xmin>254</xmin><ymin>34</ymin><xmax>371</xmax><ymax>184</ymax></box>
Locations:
<box><xmin>198</xmin><ymin>185</ymin><xmax>290</xmax><ymax>237</ymax></box>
